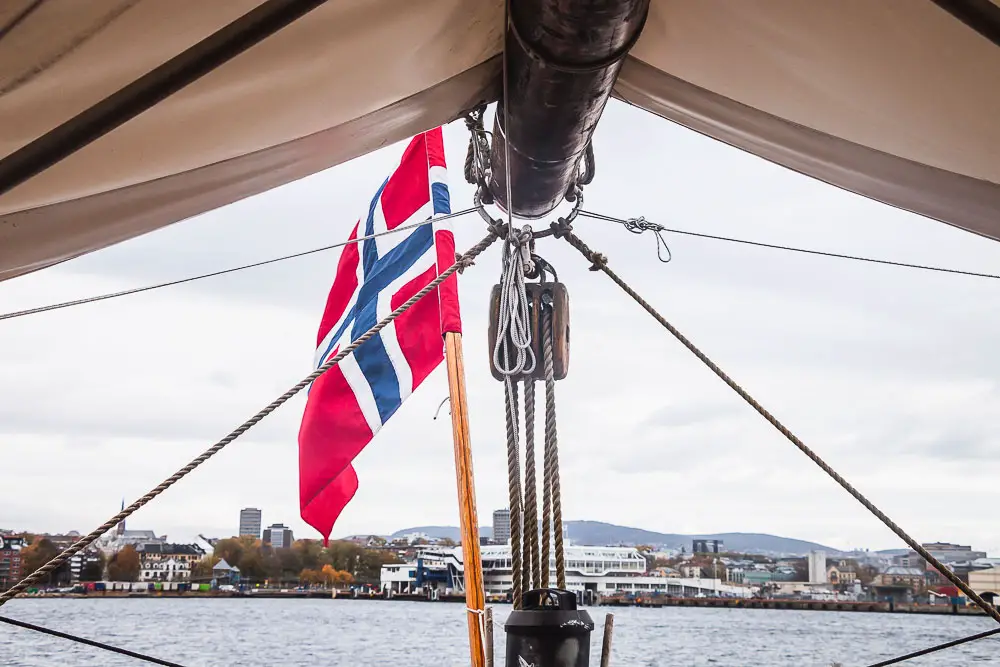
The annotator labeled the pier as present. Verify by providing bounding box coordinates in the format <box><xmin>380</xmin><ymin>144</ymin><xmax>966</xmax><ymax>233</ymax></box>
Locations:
<box><xmin>599</xmin><ymin>594</ymin><xmax>989</xmax><ymax>616</ymax></box>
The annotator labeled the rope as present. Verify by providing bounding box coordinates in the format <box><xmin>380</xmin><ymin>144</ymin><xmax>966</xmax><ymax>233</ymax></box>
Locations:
<box><xmin>540</xmin><ymin>420</ymin><xmax>552</xmax><ymax>591</ymax></box>
<box><xmin>558</xmin><ymin>227</ymin><xmax>1000</xmax><ymax>625</ymax></box>
<box><xmin>0</xmin><ymin>231</ymin><xmax>499</xmax><ymax>606</ymax></box>
<box><xmin>503</xmin><ymin>376</ymin><xmax>524</xmax><ymax>609</ymax></box>
<box><xmin>0</xmin><ymin>615</ymin><xmax>186</xmax><ymax>666</ymax></box>
<box><xmin>866</xmin><ymin>627</ymin><xmax>1000</xmax><ymax>666</ymax></box>
<box><xmin>0</xmin><ymin>207</ymin><xmax>479</xmax><ymax>322</ymax></box>
<box><xmin>492</xmin><ymin>226</ymin><xmax>536</xmax><ymax>376</ymax></box>
<box><xmin>578</xmin><ymin>210</ymin><xmax>1000</xmax><ymax>280</ymax></box>
<box><xmin>523</xmin><ymin>379</ymin><xmax>539</xmax><ymax>590</ymax></box>
<box><xmin>466</xmin><ymin>606</ymin><xmax>490</xmax><ymax>666</ymax></box>
<box><xmin>542</xmin><ymin>305</ymin><xmax>566</xmax><ymax>589</ymax></box>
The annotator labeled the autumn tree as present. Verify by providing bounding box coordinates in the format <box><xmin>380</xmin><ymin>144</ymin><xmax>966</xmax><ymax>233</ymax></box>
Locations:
<box><xmin>191</xmin><ymin>557</ymin><xmax>215</xmax><ymax>580</ymax></box>
<box><xmin>107</xmin><ymin>545</ymin><xmax>141</xmax><ymax>582</ymax></box>
<box><xmin>299</xmin><ymin>568</ymin><xmax>322</xmax><ymax>586</ymax></box>
<box><xmin>213</xmin><ymin>538</ymin><xmax>247</xmax><ymax>567</ymax></box>
<box><xmin>21</xmin><ymin>538</ymin><xmax>59</xmax><ymax>579</ymax></box>
<box><xmin>438</xmin><ymin>538</ymin><xmax>457</xmax><ymax>547</ymax></box>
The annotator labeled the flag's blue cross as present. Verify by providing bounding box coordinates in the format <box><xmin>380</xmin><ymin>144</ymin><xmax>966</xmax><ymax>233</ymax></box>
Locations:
<box><xmin>315</xmin><ymin>178</ymin><xmax>451</xmax><ymax>424</ymax></box>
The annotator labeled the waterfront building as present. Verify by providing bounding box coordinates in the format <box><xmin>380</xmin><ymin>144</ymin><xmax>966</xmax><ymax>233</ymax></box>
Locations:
<box><xmin>211</xmin><ymin>558</ymin><xmax>241</xmax><ymax>585</ymax></box>
<box><xmin>140</xmin><ymin>558</ymin><xmax>191</xmax><ymax>582</ymax></box>
<box><xmin>137</xmin><ymin>543</ymin><xmax>205</xmax><ymax>565</ymax></box>
<box><xmin>380</xmin><ymin>544</ymin><xmax>750</xmax><ymax>599</ymax></box>
<box><xmin>969</xmin><ymin>566</ymin><xmax>1000</xmax><ymax>605</ymax></box>
<box><xmin>262</xmin><ymin>524</ymin><xmax>293</xmax><ymax>549</ymax></box>
<box><xmin>492</xmin><ymin>509</ymin><xmax>511</xmax><ymax>544</ymax></box>
<box><xmin>0</xmin><ymin>535</ymin><xmax>25</xmax><ymax>590</ymax></box>
<box><xmin>68</xmin><ymin>549</ymin><xmax>103</xmax><ymax>583</ymax></box>
<box><xmin>239</xmin><ymin>508</ymin><xmax>262</xmax><ymax>538</ymax></box>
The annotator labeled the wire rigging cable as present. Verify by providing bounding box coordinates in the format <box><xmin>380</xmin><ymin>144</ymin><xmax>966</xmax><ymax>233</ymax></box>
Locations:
<box><xmin>0</xmin><ymin>231</ymin><xmax>499</xmax><ymax>608</ymax></box>
<box><xmin>0</xmin><ymin>207</ymin><xmax>478</xmax><ymax>322</ymax></box>
<box><xmin>579</xmin><ymin>210</ymin><xmax>1000</xmax><ymax>280</ymax></box>
<box><xmin>555</xmin><ymin>223</ymin><xmax>1000</xmax><ymax>627</ymax></box>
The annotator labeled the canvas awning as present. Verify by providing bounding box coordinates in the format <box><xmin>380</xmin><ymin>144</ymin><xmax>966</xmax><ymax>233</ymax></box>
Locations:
<box><xmin>1</xmin><ymin>0</ymin><xmax>997</xmax><ymax>281</ymax></box>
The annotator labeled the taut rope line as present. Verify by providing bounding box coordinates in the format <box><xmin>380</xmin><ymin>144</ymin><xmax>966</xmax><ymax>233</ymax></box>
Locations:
<box><xmin>557</xmin><ymin>225</ymin><xmax>1000</xmax><ymax>626</ymax></box>
<box><xmin>0</xmin><ymin>231</ymin><xmax>499</xmax><ymax>607</ymax></box>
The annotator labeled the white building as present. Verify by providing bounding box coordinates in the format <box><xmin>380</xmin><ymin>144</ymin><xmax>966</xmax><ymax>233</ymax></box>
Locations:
<box><xmin>96</xmin><ymin>530</ymin><xmax>166</xmax><ymax>556</ymax></box>
<box><xmin>808</xmin><ymin>550</ymin><xmax>828</xmax><ymax>584</ymax></box>
<box><xmin>140</xmin><ymin>558</ymin><xmax>191</xmax><ymax>582</ymax></box>
<box><xmin>381</xmin><ymin>545</ymin><xmax>750</xmax><ymax>599</ymax></box>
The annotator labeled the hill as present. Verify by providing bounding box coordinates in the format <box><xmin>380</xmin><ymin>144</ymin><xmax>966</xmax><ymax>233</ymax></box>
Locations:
<box><xmin>389</xmin><ymin>520</ymin><xmax>838</xmax><ymax>556</ymax></box>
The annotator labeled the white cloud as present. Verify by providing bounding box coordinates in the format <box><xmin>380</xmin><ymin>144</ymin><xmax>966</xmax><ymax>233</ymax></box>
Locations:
<box><xmin>3</xmin><ymin>101</ymin><xmax>1000</xmax><ymax>555</ymax></box>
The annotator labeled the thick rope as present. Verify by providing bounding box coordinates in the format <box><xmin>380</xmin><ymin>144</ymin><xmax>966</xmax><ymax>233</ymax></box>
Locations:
<box><xmin>559</xmin><ymin>228</ymin><xmax>1000</xmax><ymax>625</ymax></box>
<box><xmin>866</xmin><ymin>627</ymin><xmax>1000</xmax><ymax>666</ymax></box>
<box><xmin>0</xmin><ymin>207</ymin><xmax>479</xmax><ymax>323</ymax></box>
<box><xmin>0</xmin><ymin>615</ymin><xmax>185</xmax><ymax>666</ymax></box>
<box><xmin>542</xmin><ymin>306</ymin><xmax>566</xmax><ymax>589</ymax></box>
<box><xmin>523</xmin><ymin>379</ymin><xmax>539</xmax><ymax>590</ymax></box>
<box><xmin>504</xmin><ymin>376</ymin><xmax>524</xmax><ymax>609</ymax></box>
<box><xmin>540</xmin><ymin>430</ymin><xmax>552</xmax><ymax>590</ymax></box>
<box><xmin>0</xmin><ymin>231</ymin><xmax>499</xmax><ymax>606</ymax></box>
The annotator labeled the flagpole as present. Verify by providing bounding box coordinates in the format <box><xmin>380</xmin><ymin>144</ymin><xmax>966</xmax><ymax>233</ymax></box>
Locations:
<box><xmin>444</xmin><ymin>331</ymin><xmax>487</xmax><ymax>667</ymax></box>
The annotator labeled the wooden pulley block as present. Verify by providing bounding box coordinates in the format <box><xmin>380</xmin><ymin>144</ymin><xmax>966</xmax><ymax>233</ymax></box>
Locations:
<box><xmin>487</xmin><ymin>281</ymin><xmax>570</xmax><ymax>382</ymax></box>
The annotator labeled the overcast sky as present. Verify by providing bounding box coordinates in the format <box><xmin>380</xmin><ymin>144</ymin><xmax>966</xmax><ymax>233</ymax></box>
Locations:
<box><xmin>3</xmin><ymin>100</ymin><xmax>999</xmax><ymax>554</ymax></box>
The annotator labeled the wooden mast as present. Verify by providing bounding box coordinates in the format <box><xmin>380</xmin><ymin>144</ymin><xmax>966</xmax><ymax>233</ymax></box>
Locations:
<box><xmin>444</xmin><ymin>331</ymin><xmax>487</xmax><ymax>667</ymax></box>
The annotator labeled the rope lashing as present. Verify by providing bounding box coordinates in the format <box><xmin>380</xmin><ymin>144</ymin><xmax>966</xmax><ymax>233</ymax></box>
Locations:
<box><xmin>557</xmin><ymin>227</ymin><xmax>1000</xmax><ymax>626</ymax></box>
<box><xmin>0</xmin><ymin>231</ymin><xmax>499</xmax><ymax>607</ymax></box>
<box><xmin>0</xmin><ymin>616</ymin><xmax>186</xmax><ymax>667</ymax></box>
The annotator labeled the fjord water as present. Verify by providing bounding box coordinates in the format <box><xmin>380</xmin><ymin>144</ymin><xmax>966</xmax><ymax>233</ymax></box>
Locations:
<box><xmin>1</xmin><ymin>598</ymin><xmax>995</xmax><ymax>666</ymax></box>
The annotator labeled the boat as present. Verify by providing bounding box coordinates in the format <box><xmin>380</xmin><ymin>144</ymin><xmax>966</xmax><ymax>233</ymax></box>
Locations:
<box><xmin>1</xmin><ymin>1</ymin><xmax>998</xmax><ymax>666</ymax></box>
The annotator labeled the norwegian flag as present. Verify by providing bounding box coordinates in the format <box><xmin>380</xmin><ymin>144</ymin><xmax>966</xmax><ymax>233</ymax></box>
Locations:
<box><xmin>298</xmin><ymin>128</ymin><xmax>460</xmax><ymax>542</ymax></box>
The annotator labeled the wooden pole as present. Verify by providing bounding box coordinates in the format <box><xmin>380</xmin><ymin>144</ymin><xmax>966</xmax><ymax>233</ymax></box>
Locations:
<box><xmin>445</xmin><ymin>331</ymin><xmax>487</xmax><ymax>667</ymax></box>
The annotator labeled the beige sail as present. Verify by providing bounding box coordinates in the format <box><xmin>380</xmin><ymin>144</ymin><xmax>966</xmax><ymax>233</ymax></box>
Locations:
<box><xmin>1</xmin><ymin>0</ymin><xmax>997</xmax><ymax>281</ymax></box>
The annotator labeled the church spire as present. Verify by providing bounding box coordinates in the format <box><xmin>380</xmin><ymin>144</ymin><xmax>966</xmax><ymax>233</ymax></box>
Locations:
<box><xmin>116</xmin><ymin>498</ymin><xmax>126</xmax><ymax>536</ymax></box>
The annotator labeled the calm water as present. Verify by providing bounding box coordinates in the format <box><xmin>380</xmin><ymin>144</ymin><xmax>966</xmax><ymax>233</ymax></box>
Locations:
<box><xmin>1</xmin><ymin>598</ymin><xmax>997</xmax><ymax>666</ymax></box>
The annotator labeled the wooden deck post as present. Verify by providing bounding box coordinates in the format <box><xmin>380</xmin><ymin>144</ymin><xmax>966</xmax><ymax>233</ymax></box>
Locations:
<box><xmin>444</xmin><ymin>331</ymin><xmax>487</xmax><ymax>667</ymax></box>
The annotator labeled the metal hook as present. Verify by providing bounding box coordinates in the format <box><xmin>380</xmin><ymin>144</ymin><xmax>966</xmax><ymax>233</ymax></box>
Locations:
<box><xmin>433</xmin><ymin>396</ymin><xmax>452</xmax><ymax>420</ymax></box>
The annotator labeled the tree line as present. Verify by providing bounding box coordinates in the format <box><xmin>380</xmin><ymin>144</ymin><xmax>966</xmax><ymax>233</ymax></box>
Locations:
<box><xmin>11</xmin><ymin>535</ymin><xmax>402</xmax><ymax>587</ymax></box>
<box><xmin>191</xmin><ymin>536</ymin><xmax>402</xmax><ymax>586</ymax></box>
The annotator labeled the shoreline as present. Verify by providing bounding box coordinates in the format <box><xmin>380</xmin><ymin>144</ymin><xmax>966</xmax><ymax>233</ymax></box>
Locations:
<box><xmin>10</xmin><ymin>591</ymin><xmax>990</xmax><ymax>616</ymax></box>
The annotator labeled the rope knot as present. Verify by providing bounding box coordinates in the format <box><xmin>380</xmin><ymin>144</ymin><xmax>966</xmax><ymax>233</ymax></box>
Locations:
<box><xmin>455</xmin><ymin>252</ymin><xmax>475</xmax><ymax>274</ymax></box>
<box><xmin>487</xmin><ymin>221</ymin><xmax>508</xmax><ymax>239</ymax></box>
<box><xmin>550</xmin><ymin>218</ymin><xmax>573</xmax><ymax>239</ymax></box>
<box><xmin>587</xmin><ymin>252</ymin><xmax>608</xmax><ymax>272</ymax></box>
